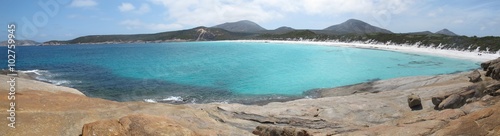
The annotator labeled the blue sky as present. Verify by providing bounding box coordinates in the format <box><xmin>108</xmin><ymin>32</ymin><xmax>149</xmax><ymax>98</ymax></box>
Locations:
<box><xmin>1</xmin><ymin>0</ymin><xmax>499</xmax><ymax>42</ymax></box>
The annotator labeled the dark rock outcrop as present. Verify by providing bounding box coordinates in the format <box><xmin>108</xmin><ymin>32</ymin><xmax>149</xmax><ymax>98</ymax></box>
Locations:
<box><xmin>481</xmin><ymin>58</ymin><xmax>500</xmax><ymax>80</ymax></box>
<box><xmin>486</xmin><ymin>82</ymin><xmax>500</xmax><ymax>93</ymax></box>
<box><xmin>81</xmin><ymin>119</ymin><xmax>127</xmax><ymax>136</ymax></box>
<box><xmin>407</xmin><ymin>94</ymin><xmax>422</xmax><ymax>110</ymax></box>
<box><xmin>252</xmin><ymin>125</ymin><xmax>311</xmax><ymax>136</ymax></box>
<box><xmin>467</xmin><ymin>70</ymin><xmax>482</xmax><ymax>83</ymax></box>
<box><xmin>431</xmin><ymin>61</ymin><xmax>500</xmax><ymax>110</ymax></box>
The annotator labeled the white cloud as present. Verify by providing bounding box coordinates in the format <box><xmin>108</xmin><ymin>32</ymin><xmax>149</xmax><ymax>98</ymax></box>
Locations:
<box><xmin>149</xmin><ymin>0</ymin><xmax>415</xmax><ymax>28</ymax></box>
<box><xmin>119</xmin><ymin>19</ymin><xmax>182</xmax><ymax>31</ymax></box>
<box><xmin>149</xmin><ymin>0</ymin><xmax>283</xmax><ymax>27</ymax></box>
<box><xmin>70</xmin><ymin>0</ymin><xmax>97</xmax><ymax>7</ymax></box>
<box><xmin>427</xmin><ymin>7</ymin><xmax>444</xmax><ymax>17</ymax></box>
<box><xmin>119</xmin><ymin>3</ymin><xmax>150</xmax><ymax>14</ymax></box>
<box><xmin>119</xmin><ymin>3</ymin><xmax>135</xmax><ymax>12</ymax></box>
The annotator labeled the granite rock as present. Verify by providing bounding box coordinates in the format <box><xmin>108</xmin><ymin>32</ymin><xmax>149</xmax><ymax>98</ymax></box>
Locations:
<box><xmin>467</xmin><ymin>69</ymin><xmax>482</xmax><ymax>83</ymax></box>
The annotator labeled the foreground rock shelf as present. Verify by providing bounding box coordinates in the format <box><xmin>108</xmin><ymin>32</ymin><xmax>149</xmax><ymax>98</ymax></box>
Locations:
<box><xmin>1</xmin><ymin>62</ymin><xmax>500</xmax><ymax>135</ymax></box>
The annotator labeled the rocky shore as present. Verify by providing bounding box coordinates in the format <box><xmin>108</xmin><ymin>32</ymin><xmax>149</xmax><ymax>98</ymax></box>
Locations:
<box><xmin>1</xmin><ymin>59</ymin><xmax>500</xmax><ymax>135</ymax></box>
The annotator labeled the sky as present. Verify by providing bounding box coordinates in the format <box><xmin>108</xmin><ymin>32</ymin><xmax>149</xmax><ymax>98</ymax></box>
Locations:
<box><xmin>1</xmin><ymin>0</ymin><xmax>499</xmax><ymax>42</ymax></box>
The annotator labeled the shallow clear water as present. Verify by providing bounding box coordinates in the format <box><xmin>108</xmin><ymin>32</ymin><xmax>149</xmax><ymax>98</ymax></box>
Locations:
<box><xmin>0</xmin><ymin>42</ymin><xmax>479</xmax><ymax>104</ymax></box>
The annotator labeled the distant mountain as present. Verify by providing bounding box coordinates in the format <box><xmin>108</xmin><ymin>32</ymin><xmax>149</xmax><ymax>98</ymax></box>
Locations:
<box><xmin>324</xmin><ymin>19</ymin><xmax>392</xmax><ymax>34</ymax></box>
<box><xmin>435</xmin><ymin>29</ymin><xmax>458</xmax><ymax>36</ymax></box>
<box><xmin>404</xmin><ymin>31</ymin><xmax>434</xmax><ymax>35</ymax></box>
<box><xmin>0</xmin><ymin>40</ymin><xmax>40</xmax><ymax>46</ymax></box>
<box><xmin>262</xmin><ymin>26</ymin><xmax>295</xmax><ymax>34</ymax></box>
<box><xmin>212</xmin><ymin>20</ymin><xmax>266</xmax><ymax>33</ymax></box>
<box><xmin>275</xmin><ymin>26</ymin><xmax>294</xmax><ymax>31</ymax></box>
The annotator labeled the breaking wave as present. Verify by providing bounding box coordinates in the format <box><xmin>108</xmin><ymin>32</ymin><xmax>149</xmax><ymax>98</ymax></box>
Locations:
<box><xmin>19</xmin><ymin>69</ymin><xmax>76</xmax><ymax>86</ymax></box>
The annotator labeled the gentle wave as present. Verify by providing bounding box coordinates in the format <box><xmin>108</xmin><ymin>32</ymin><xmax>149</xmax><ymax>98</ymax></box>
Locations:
<box><xmin>19</xmin><ymin>69</ymin><xmax>46</xmax><ymax>75</ymax></box>
<box><xmin>143</xmin><ymin>96</ymin><xmax>185</xmax><ymax>103</ymax></box>
<box><xmin>143</xmin><ymin>99</ymin><xmax>157</xmax><ymax>103</ymax></box>
<box><xmin>19</xmin><ymin>69</ymin><xmax>76</xmax><ymax>86</ymax></box>
<box><xmin>161</xmin><ymin>96</ymin><xmax>183</xmax><ymax>102</ymax></box>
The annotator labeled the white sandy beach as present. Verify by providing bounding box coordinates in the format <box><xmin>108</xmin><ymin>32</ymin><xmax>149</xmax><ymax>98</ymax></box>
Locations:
<box><xmin>228</xmin><ymin>40</ymin><xmax>500</xmax><ymax>62</ymax></box>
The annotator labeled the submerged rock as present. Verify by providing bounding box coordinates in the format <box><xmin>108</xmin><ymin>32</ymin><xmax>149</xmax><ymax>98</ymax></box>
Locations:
<box><xmin>467</xmin><ymin>70</ymin><xmax>482</xmax><ymax>83</ymax></box>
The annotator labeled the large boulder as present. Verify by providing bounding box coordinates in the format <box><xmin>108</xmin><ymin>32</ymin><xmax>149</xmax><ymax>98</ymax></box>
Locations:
<box><xmin>407</xmin><ymin>94</ymin><xmax>422</xmax><ymax>110</ymax></box>
<box><xmin>432</xmin><ymin>96</ymin><xmax>446</xmax><ymax>107</ymax></box>
<box><xmin>483</xmin><ymin>58</ymin><xmax>500</xmax><ymax>80</ymax></box>
<box><xmin>437</xmin><ymin>94</ymin><xmax>465</xmax><ymax>110</ymax></box>
<box><xmin>480</xmin><ymin>57</ymin><xmax>500</xmax><ymax>71</ymax></box>
<box><xmin>82</xmin><ymin>114</ymin><xmax>197</xmax><ymax>136</ymax></box>
<box><xmin>467</xmin><ymin>70</ymin><xmax>482</xmax><ymax>83</ymax></box>
<box><xmin>433</xmin><ymin>98</ymin><xmax>500</xmax><ymax>136</ymax></box>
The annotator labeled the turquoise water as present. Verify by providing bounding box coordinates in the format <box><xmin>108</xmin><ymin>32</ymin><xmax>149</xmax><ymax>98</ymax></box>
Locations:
<box><xmin>0</xmin><ymin>42</ymin><xmax>478</xmax><ymax>104</ymax></box>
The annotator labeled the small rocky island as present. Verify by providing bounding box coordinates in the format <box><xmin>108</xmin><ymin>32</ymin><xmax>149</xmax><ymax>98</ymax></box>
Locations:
<box><xmin>1</xmin><ymin>59</ymin><xmax>500</xmax><ymax>136</ymax></box>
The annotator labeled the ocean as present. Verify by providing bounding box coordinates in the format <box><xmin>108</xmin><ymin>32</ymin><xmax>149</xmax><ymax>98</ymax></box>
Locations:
<box><xmin>0</xmin><ymin>42</ymin><xmax>479</xmax><ymax>104</ymax></box>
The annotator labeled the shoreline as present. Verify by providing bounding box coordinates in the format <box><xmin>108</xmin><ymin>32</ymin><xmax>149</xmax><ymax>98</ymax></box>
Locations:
<box><xmin>6</xmin><ymin>40</ymin><xmax>491</xmax><ymax>105</ymax></box>
<box><xmin>225</xmin><ymin>40</ymin><xmax>500</xmax><ymax>62</ymax></box>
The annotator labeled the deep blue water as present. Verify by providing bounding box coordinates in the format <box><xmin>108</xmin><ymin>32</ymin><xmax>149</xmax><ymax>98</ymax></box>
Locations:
<box><xmin>0</xmin><ymin>42</ymin><xmax>479</xmax><ymax>104</ymax></box>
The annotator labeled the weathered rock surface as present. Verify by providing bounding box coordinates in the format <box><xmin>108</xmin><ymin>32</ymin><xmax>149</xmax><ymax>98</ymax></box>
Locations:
<box><xmin>0</xmin><ymin>75</ymin><xmax>250</xmax><ymax>136</ymax></box>
<box><xmin>492</xmin><ymin>89</ymin><xmax>500</xmax><ymax>96</ymax></box>
<box><xmin>1</xmin><ymin>69</ymin><xmax>499</xmax><ymax>136</ymax></box>
<box><xmin>467</xmin><ymin>69</ymin><xmax>482</xmax><ymax>83</ymax></box>
<box><xmin>438</xmin><ymin>94</ymin><xmax>464</xmax><ymax>110</ymax></box>
<box><xmin>82</xmin><ymin>119</ymin><xmax>127</xmax><ymax>136</ymax></box>
<box><xmin>486</xmin><ymin>81</ymin><xmax>500</xmax><ymax>94</ymax></box>
<box><xmin>431</xmin><ymin>78</ymin><xmax>499</xmax><ymax>110</ymax></box>
<box><xmin>434</xmin><ymin>97</ymin><xmax>500</xmax><ymax>136</ymax></box>
<box><xmin>82</xmin><ymin>114</ymin><xmax>197</xmax><ymax>136</ymax></box>
<box><xmin>316</xmin><ymin>72</ymin><xmax>471</xmax><ymax>97</ymax></box>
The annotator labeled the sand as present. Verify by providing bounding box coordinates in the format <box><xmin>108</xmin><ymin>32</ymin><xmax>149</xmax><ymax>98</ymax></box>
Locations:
<box><xmin>226</xmin><ymin>40</ymin><xmax>500</xmax><ymax>62</ymax></box>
